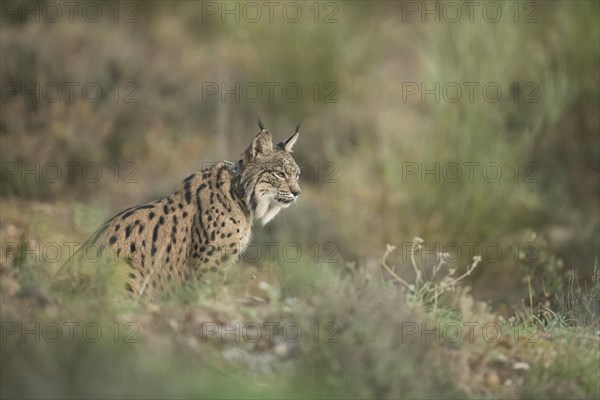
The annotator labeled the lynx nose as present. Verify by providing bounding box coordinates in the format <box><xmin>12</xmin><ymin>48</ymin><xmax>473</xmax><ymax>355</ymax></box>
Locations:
<box><xmin>291</xmin><ymin>186</ymin><xmax>301</xmax><ymax>197</ymax></box>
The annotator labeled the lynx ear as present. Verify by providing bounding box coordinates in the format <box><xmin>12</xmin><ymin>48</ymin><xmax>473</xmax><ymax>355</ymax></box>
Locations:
<box><xmin>253</xmin><ymin>129</ymin><xmax>273</xmax><ymax>155</ymax></box>
<box><xmin>243</xmin><ymin>129</ymin><xmax>273</xmax><ymax>162</ymax></box>
<box><xmin>277</xmin><ymin>124</ymin><xmax>300</xmax><ymax>153</ymax></box>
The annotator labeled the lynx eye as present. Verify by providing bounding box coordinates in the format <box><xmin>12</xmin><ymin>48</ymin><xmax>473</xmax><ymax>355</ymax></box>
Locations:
<box><xmin>288</xmin><ymin>171</ymin><xmax>300</xmax><ymax>182</ymax></box>
<box><xmin>273</xmin><ymin>171</ymin><xmax>285</xmax><ymax>180</ymax></box>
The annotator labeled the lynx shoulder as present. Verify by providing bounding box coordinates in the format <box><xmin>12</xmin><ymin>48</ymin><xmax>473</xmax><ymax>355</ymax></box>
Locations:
<box><xmin>58</xmin><ymin>124</ymin><xmax>301</xmax><ymax>300</ymax></box>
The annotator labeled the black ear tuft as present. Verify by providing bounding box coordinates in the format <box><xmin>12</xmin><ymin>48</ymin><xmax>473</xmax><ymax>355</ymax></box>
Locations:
<box><xmin>276</xmin><ymin>126</ymin><xmax>300</xmax><ymax>153</ymax></box>
<box><xmin>258</xmin><ymin>118</ymin><xmax>265</xmax><ymax>131</ymax></box>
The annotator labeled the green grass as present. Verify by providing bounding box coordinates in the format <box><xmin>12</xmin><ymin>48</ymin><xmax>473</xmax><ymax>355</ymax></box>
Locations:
<box><xmin>1</xmin><ymin>223</ymin><xmax>598</xmax><ymax>399</ymax></box>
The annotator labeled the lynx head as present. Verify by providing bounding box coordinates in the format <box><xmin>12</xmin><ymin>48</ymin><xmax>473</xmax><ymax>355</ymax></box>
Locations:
<box><xmin>239</xmin><ymin>122</ymin><xmax>301</xmax><ymax>225</ymax></box>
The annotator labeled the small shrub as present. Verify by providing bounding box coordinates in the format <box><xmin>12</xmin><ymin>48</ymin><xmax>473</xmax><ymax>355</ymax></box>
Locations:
<box><xmin>379</xmin><ymin>237</ymin><xmax>482</xmax><ymax>313</ymax></box>
<box><xmin>556</xmin><ymin>260</ymin><xmax>600</xmax><ymax>328</ymax></box>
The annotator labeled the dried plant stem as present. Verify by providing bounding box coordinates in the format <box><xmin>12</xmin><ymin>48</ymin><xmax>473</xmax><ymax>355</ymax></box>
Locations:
<box><xmin>379</xmin><ymin>245</ymin><xmax>412</xmax><ymax>290</ymax></box>
<box><xmin>379</xmin><ymin>239</ymin><xmax>482</xmax><ymax>311</ymax></box>
<box><xmin>410</xmin><ymin>238</ymin><xmax>424</xmax><ymax>288</ymax></box>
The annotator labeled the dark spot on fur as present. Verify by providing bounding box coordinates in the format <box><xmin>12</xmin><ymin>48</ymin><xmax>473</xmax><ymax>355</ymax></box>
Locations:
<box><xmin>149</xmin><ymin>212</ymin><xmax>155</xmax><ymax>220</ymax></box>
<box><xmin>109</xmin><ymin>236</ymin><xmax>117</xmax><ymax>245</ymax></box>
<box><xmin>184</xmin><ymin>181</ymin><xmax>192</xmax><ymax>204</ymax></box>
<box><xmin>122</xmin><ymin>210</ymin><xmax>134</xmax><ymax>219</ymax></box>
<box><xmin>153</xmin><ymin>224</ymin><xmax>160</xmax><ymax>242</ymax></box>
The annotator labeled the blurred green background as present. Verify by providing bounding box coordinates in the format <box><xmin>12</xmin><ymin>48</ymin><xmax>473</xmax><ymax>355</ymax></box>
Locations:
<box><xmin>3</xmin><ymin>0</ymin><xmax>598</xmax><ymax>306</ymax></box>
<box><xmin>1</xmin><ymin>1</ymin><xmax>599</xmax><ymax>398</ymax></box>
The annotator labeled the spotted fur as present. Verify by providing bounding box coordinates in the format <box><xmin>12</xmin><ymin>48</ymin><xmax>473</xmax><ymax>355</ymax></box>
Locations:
<box><xmin>64</xmin><ymin>125</ymin><xmax>301</xmax><ymax>299</ymax></box>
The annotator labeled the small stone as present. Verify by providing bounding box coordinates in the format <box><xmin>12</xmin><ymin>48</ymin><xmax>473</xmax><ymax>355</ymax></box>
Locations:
<box><xmin>513</xmin><ymin>362</ymin><xmax>531</xmax><ymax>371</ymax></box>
<box><xmin>272</xmin><ymin>342</ymin><xmax>289</xmax><ymax>357</ymax></box>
